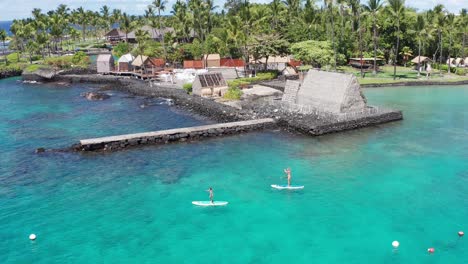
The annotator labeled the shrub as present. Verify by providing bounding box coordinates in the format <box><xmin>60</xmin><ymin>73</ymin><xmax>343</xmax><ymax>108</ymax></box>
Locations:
<box><xmin>436</xmin><ymin>64</ymin><xmax>457</xmax><ymax>73</ymax></box>
<box><xmin>72</xmin><ymin>51</ymin><xmax>89</xmax><ymax>67</ymax></box>
<box><xmin>7</xmin><ymin>52</ymin><xmax>23</xmax><ymax>63</ymax></box>
<box><xmin>24</xmin><ymin>64</ymin><xmax>43</xmax><ymax>72</ymax></box>
<box><xmin>455</xmin><ymin>68</ymin><xmax>466</xmax><ymax>76</ymax></box>
<box><xmin>227</xmin><ymin>71</ymin><xmax>278</xmax><ymax>89</ymax></box>
<box><xmin>223</xmin><ymin>87</ymin><xmax>243</xmax><ymax>100</ymax></box>
<box><xmin>44</xmin><ymin>56</ymin><xmax>73</xmax><ymax>69</ymax></box>
<box><xmin>0</xmin><ymin>63</ymin><xmax>23</xmax><ymax>73</ymax></box>
<box><xmin>183</xmin><ymin>83</ymin><xmax>192</xmax><ymax>93</ymax></box>
<box><xmin>113</xmin><ymin>42</ymin><xmax>130</xmax><ymax>57</ymax></box>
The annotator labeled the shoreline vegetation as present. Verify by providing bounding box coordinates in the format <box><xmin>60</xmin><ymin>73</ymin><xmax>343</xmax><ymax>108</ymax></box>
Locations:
<box><xmin>0</xmin><ymin>0</ymin><xmax>466</xmax><ymax>87</ymax></box>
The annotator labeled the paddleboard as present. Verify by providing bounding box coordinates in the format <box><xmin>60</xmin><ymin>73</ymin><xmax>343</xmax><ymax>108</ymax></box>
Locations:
<box><xmin>271</xmin><ymin>184</ymin><xmax>304</xmax><ymax>190</ymax></box>
<box><xmin>192</xmin><ymin>201</ymin><xmax>228</xmax><ymax>206</ymax></box>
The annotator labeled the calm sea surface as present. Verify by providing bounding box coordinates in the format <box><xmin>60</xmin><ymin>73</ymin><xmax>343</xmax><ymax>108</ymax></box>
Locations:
<box><xmin>0</xmin><ymin>77</ymin><xmax>467</xmax><ymax>263</ymax></box>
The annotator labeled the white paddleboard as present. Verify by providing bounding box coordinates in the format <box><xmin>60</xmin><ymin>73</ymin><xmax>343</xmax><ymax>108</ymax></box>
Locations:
<box><xmin>192</xmin><ymin>201</ymin><xmax>228</xmax><ymax>206</ymax></box>
<box><xmin>271</xmin><ymin>184</ymin><xmax>304</xmax><ymax>190</ymax></box>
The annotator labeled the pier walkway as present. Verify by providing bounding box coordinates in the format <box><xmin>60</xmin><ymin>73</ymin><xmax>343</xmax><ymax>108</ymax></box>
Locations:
<box><xmin>78</xmin><ymin>118</ymin><xmax>276</xmax><ymax>151</ymax></box>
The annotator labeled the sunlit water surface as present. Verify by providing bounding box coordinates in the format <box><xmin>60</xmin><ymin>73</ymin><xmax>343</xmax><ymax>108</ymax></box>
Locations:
<box><xmin>0</xmin><ymin>77</ymin><xmax>467</xmax><ymax>263</ymax></box>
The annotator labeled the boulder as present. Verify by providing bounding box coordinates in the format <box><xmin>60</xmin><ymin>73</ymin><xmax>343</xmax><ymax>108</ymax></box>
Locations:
<box><xmin>82</xmin><ymin>92</ymin><xmax>111</xmax><ymax>101</ymax></box>
<box><xmin>35</xmin><ymin>147</ymin><xmax>46</xmax><ymax>153</ymax></box>
<box><xmin>22</xmin><ymin>66</ymin><xmax>59</xmax><ymax>82</ymax></box>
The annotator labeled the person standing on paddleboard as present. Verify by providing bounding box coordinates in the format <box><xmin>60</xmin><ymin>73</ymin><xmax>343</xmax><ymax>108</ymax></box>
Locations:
<box><xmin>284</xmin><ymin>168</ymin><xmax>291</xmax><ymax>186</ymax></box>
<box><xmin>207</xmin><ymin>187</ymin><xmax>214</xmax><ymax>203</ymax></box>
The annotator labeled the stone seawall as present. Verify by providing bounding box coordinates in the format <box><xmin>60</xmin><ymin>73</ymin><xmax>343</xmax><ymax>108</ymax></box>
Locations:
<box><xmin>77</xmin><ymin>118</ymin><xmax>276</xmax><ymax>151</ymax></box>
<box><xmin>34</xmin><ymin>74</ymin><xmax>403</xmax><ymax>151</ymax></box>
<box><xmin>242</xmin><ymin>100</ymin><xmax>403</xmax><ymax>136</ymax></box>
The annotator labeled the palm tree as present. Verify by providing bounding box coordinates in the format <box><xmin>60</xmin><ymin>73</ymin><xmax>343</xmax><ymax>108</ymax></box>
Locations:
<box><xmin>364</xmin><ymin>0</ymin><xmax>383</xmax><ymax>75</ymax></box>
<box><xmin>433</xmin><ymin>4</ymin><xmax>446</xmax><ymax>75</ymax></box>
<box><xmin>120</xmin><ymin>13</ymin><xmax>135</xmax><ymax>42</ymax></box>
<box><xmin>0</xmin><ymin>29</ymin><xmax>7</xmax><ymax>64</ymax></box>
<box><xmin>189</xmin><ymin>0</ymin><xmax>205</xmax><ymax>42</ymax></box>
<box><xmin>10</xmin><ymin>19</ymin><xmax>26</xmax><ymax>61</ymax></box>
<box><xmin>399</xmin><ymin>46</ymin><xmax>412</xmax><ymax>66</ymax></box>
<box><xmin>152</xmin><ymin>0</ymin><xmax>167</xmax><ymax>54</ymax></box>
<box><xmin>135</xmin><ymin>28</ymin><xmax>150</xmax><ymax>72</ymax></box>
<box><xmin>412</xmin><ymin>14</ymin><xmax>432</xmax><ymax>77</ymax></box>
<box><xmin>303</xmin><ymin>0</ymin><xmax>319</xmax><ymax>40</ymax></box>
<box><xmin>205</xmin><ymin>0</ymin><xmax>218</xmax><ymax>35</ymax></box>
<box><xmin>387</xmin><ymin>0</ymin><xmax>405</xmax><ymax>80</ymax></box>
<box><xmin>171</xmin><ymin>0</ymin><xmax>191</xmax><ymax>42</ymax></box>
<box><xmin>324</xmin><ymin>0</ymin><xmax>337</xmax><ymax>71</ymax></box>
<box><xmin>69</xmin><ymin>27</ymin><xmax>80</xmax><ymax>51</ymax></box>
<box><xmin>283</xmin><ymin>0</ymin><xmax>300</xmax><ymax>20</ymax></box>
<box><xmin>111</xmin><ymin>9</ymin><xmax>122</xmax><ymax>26</ymax></box>
<box><xmin>270</xmin><ymin>0</ymin><xmax>283</xmax><ymax>29</ymax></box>
<box><xmin>445</xmin><ymin>13</ymin><xmax>455</xmax><ymax>73</ymax></box>
<box><xmin>73</xmin><ymin>7</ymin><xmax>89</xmax><ymax>41</ymax></box>
<box><xmin>459</xmin><ymin>9</ymin><xmax>467</xmax><ymax>60</ymax></box>
<box><xmin>100</xmin><ymin>5</ymin><xmax>111</xmax><ymax>32</ymax></box>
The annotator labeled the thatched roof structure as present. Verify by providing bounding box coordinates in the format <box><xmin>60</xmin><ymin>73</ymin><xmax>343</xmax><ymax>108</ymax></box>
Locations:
<box><xmin>131</xmin><ymin>55</ymin><xmax>149</xmax><ymax>67</ymax></box>
<box><xmin>127</xmin><ymin>26</ymin><xmax>175</xmax><ymax>40</ymax></box>
<box><xmin>411</xmin><ymin>56</ymin><xmax>432</xmax><ymax>64</ymax></box>
<box><xmin>287</xmin><ymin>70</ymin><xmax>367</xmax><ymax>113</ymax></box>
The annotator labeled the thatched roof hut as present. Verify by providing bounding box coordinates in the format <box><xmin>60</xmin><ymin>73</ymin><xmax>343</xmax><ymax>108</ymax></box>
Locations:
<box><xmin>131</xmin><ymin>55</ymin><xmax>149</xmax><ymax>68</ymax></box>
<box><xmin>127</xmin><ymin>26</ymin><xmax>175</xmax><ymax>42</ymax></box>
<box><xmin>411</xmin><ymin>56</ymin><xmax>432</xmax><ymax>64</ymax></box>
<box><xmin>105</xmin><ymin>29</ymin><xmax>125</xmax><ymax>41</ymax></box>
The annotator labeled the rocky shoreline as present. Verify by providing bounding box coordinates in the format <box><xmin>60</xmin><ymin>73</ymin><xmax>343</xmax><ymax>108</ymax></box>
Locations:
<box><xmin>0</xmin><ymin>68</ymin><xmax>22</xmax><ymax>79</ymax></box>
<box><xmin>22</xmin><ymin>73</ymin><xmax>403</xmax><ymax>151</ymax></box>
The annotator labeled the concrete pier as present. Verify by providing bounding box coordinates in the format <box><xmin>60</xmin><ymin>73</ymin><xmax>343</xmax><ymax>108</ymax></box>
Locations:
<box><xmin>78</xmin><ymin>118</ymin><xmax>276</xmax><ymax>151</ymax></box>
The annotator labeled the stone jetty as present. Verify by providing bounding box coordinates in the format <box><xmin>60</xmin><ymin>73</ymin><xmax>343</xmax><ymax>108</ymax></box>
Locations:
<box><xmin>77</xmin><ymin>118</ymin><xmax>276</xmax><ymax>151</ymax></box>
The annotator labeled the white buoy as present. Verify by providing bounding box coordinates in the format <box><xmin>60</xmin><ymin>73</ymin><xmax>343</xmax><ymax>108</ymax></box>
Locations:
<box><xmin>392</xmin><ymin>241</ymin><xmax>400</xmax><ymax>248</ymax></box>
<box><xmin>29</xmin><ymin>234</ymin><xmax>36</xmax><ymax>240</ymax></box>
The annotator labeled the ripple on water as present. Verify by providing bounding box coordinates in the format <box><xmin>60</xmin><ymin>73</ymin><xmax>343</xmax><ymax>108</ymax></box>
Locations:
<box><xmin>0</xmin><ymin>79</ymin><xmax>467</xmax><ymax>263</ymax></box>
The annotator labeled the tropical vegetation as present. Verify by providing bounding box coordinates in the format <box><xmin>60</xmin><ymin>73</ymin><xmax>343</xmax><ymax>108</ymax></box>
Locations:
<box><xmin>2</xmin><ymin>0</ymin><xmax>468</xmax><ymax>80</ymax></box>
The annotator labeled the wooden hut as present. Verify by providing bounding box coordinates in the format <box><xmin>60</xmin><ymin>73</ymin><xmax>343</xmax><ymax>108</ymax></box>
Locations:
<box><xmin>131</xmin><ymin>55</ymin><xmax>165</xmax><ymax>75</ymax></box>
<box><xmin>96</xmin><ymin>54</ymin><xmax>115</xmax><ymax>74</ymax></box>
<box><xmin>146</xmin><ymin>58</ymin><xmax>165</xmax><ymax>75</ymax></box>
<box><xmin>203</xmin><ymin>54</ymin><xmax>221</xmax><ymax>68</ymax></box>
<box><xmin>117</xmin><ymin>53</ymin><xmax>135</xmax><ymax>72</ymax></box>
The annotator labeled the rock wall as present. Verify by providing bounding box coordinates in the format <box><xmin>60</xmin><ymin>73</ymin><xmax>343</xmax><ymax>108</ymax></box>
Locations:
<box><xmin>77</xmin><ymin>119</ymin><xmax>276</xmax><ymax>151</ymax></box>
<box><xmin>281</xmin><ymin>80</ymin><xmax>301</xmax><ymax>104</ymax></box>
<box><xmin>41</xmin><ymin>74</ymin><xmax>402</xmax><ymax>151</ymax></box>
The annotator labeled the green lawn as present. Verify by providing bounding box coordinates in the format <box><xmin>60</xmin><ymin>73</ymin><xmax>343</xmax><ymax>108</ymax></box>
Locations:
<box><xmin>337</xmin><ymin>65</ymin><xmax>468</xmax><ymax>85</ymax></box>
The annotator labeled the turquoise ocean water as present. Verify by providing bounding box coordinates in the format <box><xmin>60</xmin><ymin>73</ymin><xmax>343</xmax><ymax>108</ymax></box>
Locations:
<box><xmin>0</xmin><ymin>77</ymin><xmax>467</xmax><ymax>263</ymax></box>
